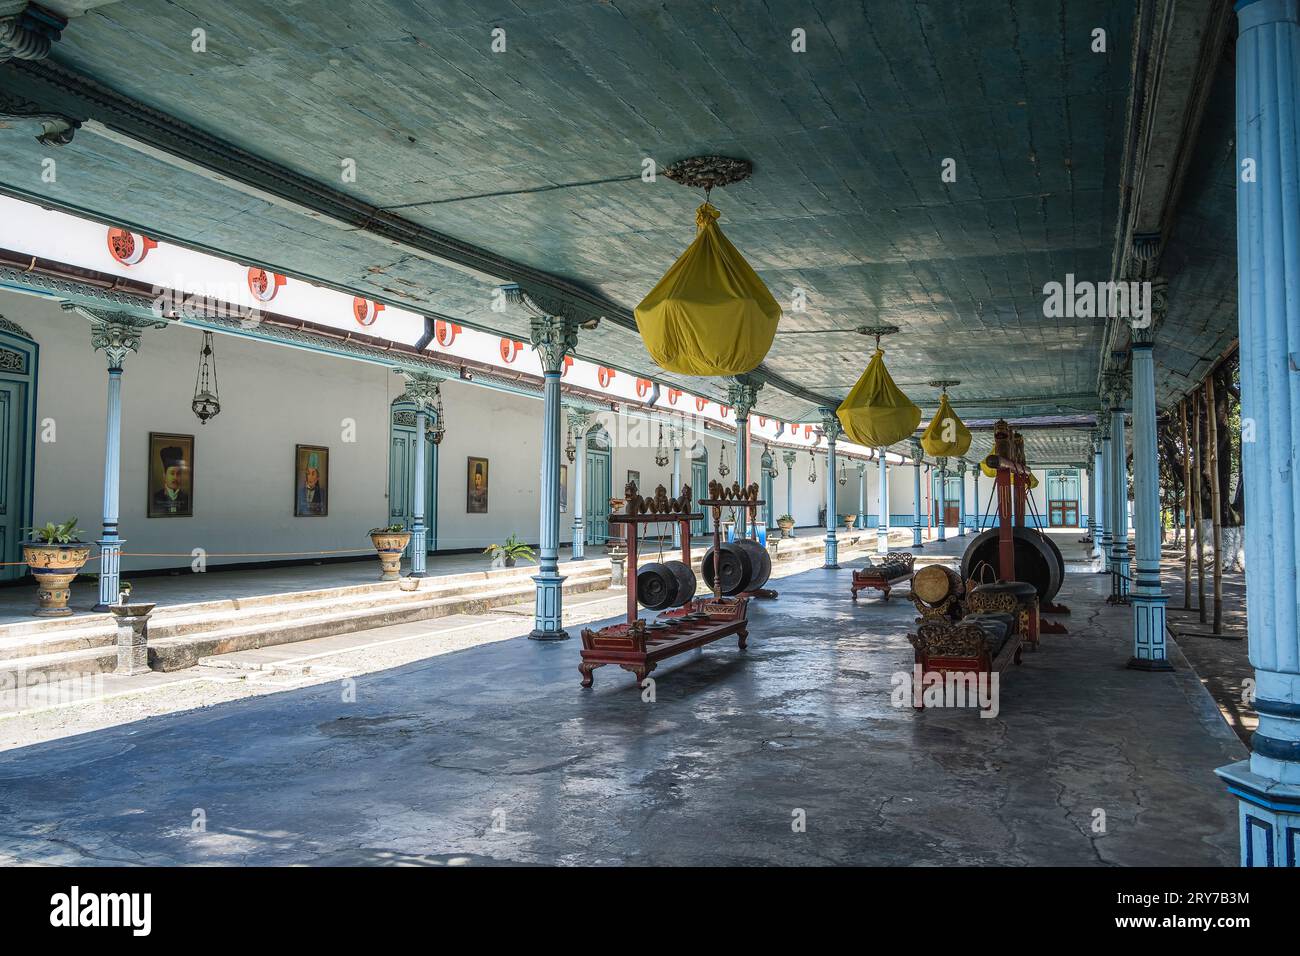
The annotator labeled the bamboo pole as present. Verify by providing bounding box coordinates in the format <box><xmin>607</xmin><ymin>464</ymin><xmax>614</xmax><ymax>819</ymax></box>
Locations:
<box><xmin>1193</xmin><ymin>390</ymin><xmax>1206</xmax><ymax>622</ymax></box>
<box><xmin>1180</xmin><ymin>399</ymin><xmax>1192</xmax><ymax>609</ymax></box>
<box><xmin>1205</xmin><ymin>375</ymin><xmax>1223</xmax><ymax>633</ymax></box>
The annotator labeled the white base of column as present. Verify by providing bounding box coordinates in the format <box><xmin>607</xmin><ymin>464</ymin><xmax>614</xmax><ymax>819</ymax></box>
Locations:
<box><xmin>1216</xmin><ymin>761</ymin><xmax>1300</xmax><ymax>866</ymax></box>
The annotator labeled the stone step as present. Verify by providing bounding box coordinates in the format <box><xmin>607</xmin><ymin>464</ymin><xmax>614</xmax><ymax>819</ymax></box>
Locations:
<box><xmin>147</xmin><ymin>571</ymin><xmax>611</xmax><ymax>672</ymax></box>
<box><xmin>0</xmin><ymin>621</ymin><xmax>118</xmax><ymax>661</ymax></box>
<box><xmin>0</xmin><ymin>644</ymin><xmax>118</xmax><ymax>685</ymax></box>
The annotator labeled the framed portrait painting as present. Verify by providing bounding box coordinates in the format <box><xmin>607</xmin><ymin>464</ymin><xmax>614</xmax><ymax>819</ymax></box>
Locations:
<box><xmin>147</xmin><ymin>432</ymin><xmax>194</xmax><ymax>518</ymax></box>
<box><xmin>294</xmin><ymin>445</ymin><xmax>329</xmax><ymax>517</ymax></box>
<box><xmin>467</xmin><ymin>456</ymin><xmax>489</xmax><ymax>514</ymax></box>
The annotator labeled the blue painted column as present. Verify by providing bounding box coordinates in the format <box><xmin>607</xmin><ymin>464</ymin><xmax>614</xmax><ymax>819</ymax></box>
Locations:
<box><xmin>972</xmin><ymin>465</ymin><xmax>981</xmax><ymax>533</ymax></box>
<box><xmin>1091</xmin><ymin>436</ymin><xmax>1105</xmax><ymax>560</ymax></box>
<box><xmin>819</xmin><ymin>408</ymin><xmax>842</xmax><ymax>568</ymax></box>
<box><xmin>402</xmin><ymin>372</ymin><xmax>440</xmax><ymax>577</ymax></box>
<box><xmin>672</xmin><ymin>428</ymin><xmax>683</xmax><ymax>548</ymax></box>
<box><xmin>1128</xmin><ymin>329</ymin><xmax>1171</xmax><ymax>669</ymax></box>
<box><xmin>935</xmin><ymin>457</ymin><xmax>948</xmax><ymax>542</ymax></box>
<box><xmin>527</xmin><ymin>313</ymin><xmax>578</xmax><ymax>641</ymax></box>
<box><xmin>876</xmin><ymin>451</ymin><xmax>889</xmax><ymax>555</ymax></box>
<box><xmin>1099</xmin><ymin>417</ymin><xmax>1113</xmax><ymax>572</ymax></box>
<box><xmin>909</xmin><ymin>438</ymin><xmax>924</xmax><ymax>548</ymax></box>
<box><xmin>856</xmin><ymin>461</ymin><xmax>866</xmax><ymax>529</ymax></box>
<box><xmin>957</xmin><ymin>459</ymin><xmax>968</xmax><ymax>537</ymax></box>
<box><xmin>727</xmin><ymin>377</ymin><xmax>761</xmax><ymax>535</ymax></box>
<box><xmin>89</xmin><ymin>317</ymin><xmax>141</xmax><ymax>610</ymax></box>
<box><xmin>569</xmin><ymin>409</ymin><xmax>591</xmax><ymax>559</ymax></box>
<box><xmin>1109</xmin><ymin>388</ymin><xmax>1131</xmax><ymax>601</ymax></box>
<box><xmin>1217</xmin><ymin>0</ymin><xmax>1300</xmax><ymax>867</ymax></box>
<box><xmin>782</xmin><ymin>450</ymin><xmax>796</xmax><ymax>536</ymax></box>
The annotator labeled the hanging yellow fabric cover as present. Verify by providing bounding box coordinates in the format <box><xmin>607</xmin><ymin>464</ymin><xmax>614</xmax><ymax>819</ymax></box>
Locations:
<box><xmin>835</xmin><ymin>349</ymin><xmax>921</xmax><ymax>447</ymax></box>
<box><xmin>634</xmin><ymin>203</ymin><xmax>781</xmax><ymax>376</ymax></box>
<box><xmin>919</xmin><ymin>393</ymin><xmax>971</xmax><ymax>458</ymax></box>
<box><xmin>979</xmin><ymin>450</ymin><xmax>1039</xmax><ymax>487</ymax></box>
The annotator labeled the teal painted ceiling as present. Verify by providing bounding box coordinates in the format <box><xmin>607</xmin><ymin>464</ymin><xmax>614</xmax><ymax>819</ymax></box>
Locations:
<box><xmin>0</xmin><ymin>0</ymin><xmax>1150</xmax><ymax>463</ymax></box>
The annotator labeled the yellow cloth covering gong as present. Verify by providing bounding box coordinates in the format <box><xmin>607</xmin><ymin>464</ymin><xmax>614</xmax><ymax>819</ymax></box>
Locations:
<box><xmin>920</xmin><ymin>393</ymin><xmax>971</xmax><ymax>458</ymax></box>
<box><xmin>979</xmin><ymin>451</ymin><xmax>1039</xmax><ymax>487</ymax></box>
<box><xmin>634</xmin><ymin>203</ymin><xmax>781</xmax><ymax>376</ymax></box>
<box><xmin>835</xmin><ymin>349</ymin><xmax>921</xmax><ymax>447</ymax></box>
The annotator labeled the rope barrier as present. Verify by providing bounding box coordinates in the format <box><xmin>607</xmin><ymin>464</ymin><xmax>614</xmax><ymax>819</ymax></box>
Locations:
<box><xmin>1</xmin><ymin>546</ymin><xmax>375</xmax><ymax>567</ymax></box>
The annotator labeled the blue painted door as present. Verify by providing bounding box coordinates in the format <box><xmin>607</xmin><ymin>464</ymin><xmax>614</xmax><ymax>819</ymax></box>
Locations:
<box><xmin>1047</xmin><ymin>469</ymin><xmax>1080</xmax><ymax>527</ymax></box>
<box><xmin>0</xmin><ymin>329</ymin><xmax>36</xmax><ymax>582</ymax></box>
<box><xmin>690</xmin><ymin>455</ymin><xmax>708</xmax><ymax>537</ymax></box>
<box><xmin>585</xmin><ymin>446</ymin><xmax>610</xmax><ymax>545</ymax></box>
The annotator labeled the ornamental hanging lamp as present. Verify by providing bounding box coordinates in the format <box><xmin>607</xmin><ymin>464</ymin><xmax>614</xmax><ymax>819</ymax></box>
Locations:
<box><xmin>430</xmin><ymin>385</ymin><xmax>446</xmax><ymax>445</ymax></box>
<box><xmin>920</xmin><ymin>379</ymin><xmax>972</xmax><ymax>458</ymax></box>
<box><xmin>718</xmin><ymin>440</ymin><xmax>731</xmax><ymax>478</ymax></box>
<box><xmin>564</xmin><ymin>422</ymin><xmax>577</xmax><ymax>463</ymax></box>
<box><xmin>808</xmin><ymin>448</ymin><xmax>818</xmax><ymax>483</ymax></box>
<box><xmin>835</xmin><ymin>325</ymin><xmax>921</xmax><ymax>447</ymax></box>
<box><xmin>191</xmin><ymin>331</ymin><xmax>221</xmax><ymax>424</ymax></box>
<box><xmin>838</xmin><ymin>457</ymin><xmax>847</xmax><ymax>486</ymax></box>
<box><xmin>635</xmin><ymin>156</ymin><xmax>781</xmax><ymax>376</ymax></box>
<box><xmin>761</xmin><ymin>443</ymin><xmax>777</xmax><ymax>479</ymax></box>
<box><xmin>654</xmin><ymin>422</ymin><xmax>669</xmax><ymax>467</ymax></box>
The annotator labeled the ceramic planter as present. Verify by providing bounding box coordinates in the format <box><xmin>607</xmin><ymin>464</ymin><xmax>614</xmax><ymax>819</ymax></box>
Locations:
<box><xmin>843</xmin><ymin>514</ymin><xmax>856</xmax><ymax>531</ymax></box>
<box><xmin>24</xmin><ymin>543</ymin><xmax>92</xmax><ymax>617</ymax></box>
<box><xmin>370</xmin><ymin>531</ymin><xmax>411</xmax><ymax>581</ymax></box>
<box><xmin>777</xmin><ymin>518</ymin><xmax>795</xmax><ymax>538</ymax></box>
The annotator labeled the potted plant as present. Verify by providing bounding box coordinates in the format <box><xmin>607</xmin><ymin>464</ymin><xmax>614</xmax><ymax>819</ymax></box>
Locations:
<box><xmin>843</xmin><ymin>513</ymin><xmax>857</xmax><ymax>531</ymax></box>
<box><xmin>483</xmin><ymin>534</ymin><xmax>536</xmax><ymax>569</ymax></box>
<box><xmin>368</xmin><ymin>523</ymin><xmax>411</xmax><ymax>581</ymax></box>
<box><xmin>776</xmin><ymin>514</ymin><xmax>796</xmax><ymax>538</ymax></box>
<box><xmin>23</xmin><ymin>518</ymin><xmax>91</xmax><ymax>617</ymax></box>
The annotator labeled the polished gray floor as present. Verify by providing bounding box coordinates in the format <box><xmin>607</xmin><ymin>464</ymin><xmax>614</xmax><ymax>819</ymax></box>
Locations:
<box><xmin>0</xmin><ymin>535</ymin><xmax>1243</xmax><ymax>866</ymax></box>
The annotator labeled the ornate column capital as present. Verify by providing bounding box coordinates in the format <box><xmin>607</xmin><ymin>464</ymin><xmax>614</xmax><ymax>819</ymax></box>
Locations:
<box><xmin>726</xmin><ymin>375</ymin><xmax>763</xmax><ymax>419</ymax></box>
<box><xmin>781</xmin><ymin>449</ymin><xmax>797</xmax><ymax>467</ymax></box>
<box><xmin>400</xmin><ymin>370</ymin><xmax>443</xmax><ymax>409</ymax></box>
<box><xmin>528</xmin><ymin>313</ymin><xmax>579</xmax><ymax>374</ymax></box>
<box><xmin>88</xmin><ymin>318</ymin><xmax>142</xmax><ymax>371</ymax></box>
<box><xmin>956</xmin><ymin>458</ymin><xmax>968</xmax><ymax>475</ymax></box>
<box><xmin>909</xmin><ymin>437</ymin><xmax>924</xmax><ymax>463</ymax></box>
<box><xmin>1131</xmin><ymin>233</ymin><xmax>1162</xmax><ymax>280</ymax></box>
<box><xmin>856</xmin><ymin>460</ymin><xmax>866</xmax><ymax>476</ymax></box>
<box><xmin>817</xmin><ymin>407</ymin><xmax>843</xmax><ymax>444</ymax></box>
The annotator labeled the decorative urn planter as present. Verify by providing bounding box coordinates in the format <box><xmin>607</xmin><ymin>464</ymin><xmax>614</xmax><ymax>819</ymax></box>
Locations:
<box><xmin>777</xmin><ymin>517</ymin><xmax>795</xmax><ymax>538</ymax></box>
<box><xmin>369</xmin><ymin>530</ymin><xmax>411</xmax><ymax>581</ymax></box>
<box><xmin>843</xmin><ymin>514</ymin><xmax>856</xmax><ymax>532</ymax></box>
<box><xmin>24</xmin><ymin>543</ymin><xmax>93</xmax><ymax>617</ymax></box>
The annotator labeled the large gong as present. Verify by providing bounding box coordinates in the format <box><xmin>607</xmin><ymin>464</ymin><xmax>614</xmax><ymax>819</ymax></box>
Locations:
<box><xmin>960</xmin><ymin>527</ymin><xmax>1063</xmax><ymax>603</ymax></box>
<box><xmin>701</xmin><ymin>542</ymin><xmax>754</xmax><ymax>595</ymax></box>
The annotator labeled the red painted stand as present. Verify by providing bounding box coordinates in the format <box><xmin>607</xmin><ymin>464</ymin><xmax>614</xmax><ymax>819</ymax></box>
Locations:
<box><xmin>578</xmin><ymin>505</ymin><xmax>752</xmax><ymax>689</ymax></box>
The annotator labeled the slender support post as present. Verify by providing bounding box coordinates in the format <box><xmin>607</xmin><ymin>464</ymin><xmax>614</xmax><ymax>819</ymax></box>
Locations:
<box><xmin>1180</xmin><ymin>401</ymin><xmax>1192</xmax><ymax>608</ymax></box>
<box><xmin>401</xmin><ymin>372</ymin><xmax>441</xmax><ymax>578</ymax></box>
<box><xmin>1193</xmin><ymin>391</ymin><xmax>1206</xmax><ymax>620</ymax></box>
<box><xmin>876</xmin><ymin>451</ymin><xmax>889</xmax><ymax>555</ymax></box>
<box><xmin>909</xmin><ymin>439</ymin><xmax>924</xmax><ymax>548</ymax></box>
<box><xmin>1092</xmin><ymin>436</ymin><xmax>1105</xmax><ymax>560</ymax></box>
<box><xmin>819</xmin><ymin>408</ymin><xmax>842</xmax><ymax>568</ymax></box>
<box><xmin>972</xmin><ymin>466</ymin><xmax>981</xmax><ymax>533</ymax></box>
<box><xmin>856</xmin><ymin>461</ymin><xmax>866</xmax><ymax>529</ymax></box>
<box><xmin>1205</xmin><ymin>375</ymin><xmax>1224</xmax><ymax>633</ymax></box>
<box><xmin>727</xmin><ymin>377</ymin><xmax>761</xmax><ymax>538</ymax></box>
<box><xmin>1217</xmin><ymin>0</ymin><xmax>1300</xmax><ymax>866</ymax></box>
<box><xmin>527</xmin><ymin>313</ymin><xmax>578</xmax><ymax>640</ymax></box>
<box><xmin>1099</xmin><ymin>420</ymin><xmax>1113</xmax><ymax>570</ymax></box>
<box><xmin>671</xmin><ymin>435</ymin><xmax>683</xmax><ymax>548</ymax></box>
<box><xmin>782</xmin><ymin>450</ymin><xmax>796</xmax><ymax>536</ymax></box>
<box><xmin>935</xmin><ymin>457</ymin><xmax>948</xmax><ymax>542</ymax></box>
<box><xmin>1110</xmin><ymin>390</ymin><xmax>1131</xmax><ymax>601</ymax></box>
<box><xmin>90</xmin><ymin>318</ymin><xmax>142</xmax><ymax>611</ymax></box>
<box><xmin>1128</xmin><ymin>325</ymin><xmax>1171</xmax><ymax>670</ymax></box>
<box><xmin>956</xmin><ymin>459</ymin><xmax>968</xmax><ymax>537</ymax></box>
<box><xmin>570</xmin><ymin>409</ymin><xmax>591</xmax><ymax>559</ymax></box>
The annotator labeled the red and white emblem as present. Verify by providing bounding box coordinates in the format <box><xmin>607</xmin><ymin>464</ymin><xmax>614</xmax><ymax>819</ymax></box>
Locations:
<box><xmin>500</xmin><ymin>338</ymin><xmax>523</xmax><ymax>363</ymax></box>
<box><xmin>352</xmin><ymin>297</ymin><xmax>384</xmax><ymax>327</ymax></box>
<box><xmin>597</xmin><ymin>367</ymin><xmax>615</xmax><ymax>388</ymax></box>
<box><xmin>434</xmin><ymin>320</ymin><xmax>461</xmax><ymax>347</ymax></box>
<box><xmin>106</xmin><ymin>227</ymin><xmax>157</xmax><ymax>266</ymax></box>
<box><xmin>247</xmin><ymin>268</ymin><xmax>286</xmax><ymax>302</ymax></box>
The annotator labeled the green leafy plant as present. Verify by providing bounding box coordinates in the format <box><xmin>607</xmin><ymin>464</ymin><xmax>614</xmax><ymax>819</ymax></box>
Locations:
<box><xmin>369</xmin><ymin>523</ymin><xmax>407</xmax><ymax>535</ymax></box>
<box><xmin>777</xmin><ymin>514</ymin><xmax>795</xmax><ymax>523</ymax></box>
<box><xmin>482</xmin><ymin>534</ymin><xmax>536</xmax><ymax>563</ymax></box>
<box><xmin>26</xmin><ymin>518</ymin><xmax>83</xmax><ymax>545</ymax></box>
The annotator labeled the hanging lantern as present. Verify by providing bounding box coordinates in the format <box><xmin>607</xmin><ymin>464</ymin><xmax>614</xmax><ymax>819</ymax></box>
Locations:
<box><xmin>564</xmin><ymin>423</ymin><xmax>577</xmax><ymax>463</ymax></box>
<box><xmin>920</xmin><ymin>380</ymin><xmax>972</xmax><ymax>458</ymax></box>
<box><xmin>430</xmin><ymin>385</ymin><xmax>446</xmax><ymax>445</ymax></box>
<box><xmin>808</xmin><ymin>448</ymin><xmax>817</xmax><ymax>483</ymax></box>
<box><xmin>718</xmin><ymin>440</ymin><xmax>731</xmax><ymax>478</ymax></box>
<box><xmin>838</xmin><ymin>457</ymin><xmax>847</xmax><ymax>486</ymax></box>
<box><xmin>634</xmin><ymin>202</ymin><xmax>781</xmax><ymax>376</ymax></box>
<box><xmin>836</xmin><ymin>327</ymin><xmax>921</xmax><ymax>448</ymax></box>
<box><xmin>191</xmin><ymin>331</ymin><xmax>221</xmax><ymax>424</ymax></box>
<box><xmin>654</xmin><ymin>423</ymin><xmax>669</xmax><ymax>467</ymax></box>
<box><xmin>761</xmin><ymin>443</ymin><xmax>777</xmax><ymax>479</ymax></box>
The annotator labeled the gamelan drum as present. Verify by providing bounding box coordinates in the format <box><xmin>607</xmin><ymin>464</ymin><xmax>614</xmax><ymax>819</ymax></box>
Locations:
<box><xmin>701</xmin><ymin>542</ymin><xmax>753</xmax><ymax>596</ymax></box>
<box><xmin>959</xmin><ymin>527</ymin><xmax>1064</xmax><ymax>603</ymax></box>
<box><xmin>636</xmin><ymin>560</ymin><xmax>698</xmax><ymax>610</ymax></box>
<box><xmin>912</xmin><ymin>564</ymin><xmax>961</xmax><ymax>605</ymax></box>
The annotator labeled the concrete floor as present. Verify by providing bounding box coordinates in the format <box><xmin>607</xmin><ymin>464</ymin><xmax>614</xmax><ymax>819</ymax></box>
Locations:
<box><xmin>0</xmin><ymin>533</ymin><xmax>1244</xmax><ymax>866</ymax></box>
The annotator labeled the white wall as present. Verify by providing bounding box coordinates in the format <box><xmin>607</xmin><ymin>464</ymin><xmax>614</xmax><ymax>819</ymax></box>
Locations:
<box><xmin>10</xmin><ymin>291</ymin><xmax>393</xmax><ymax>573</ymax></box>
